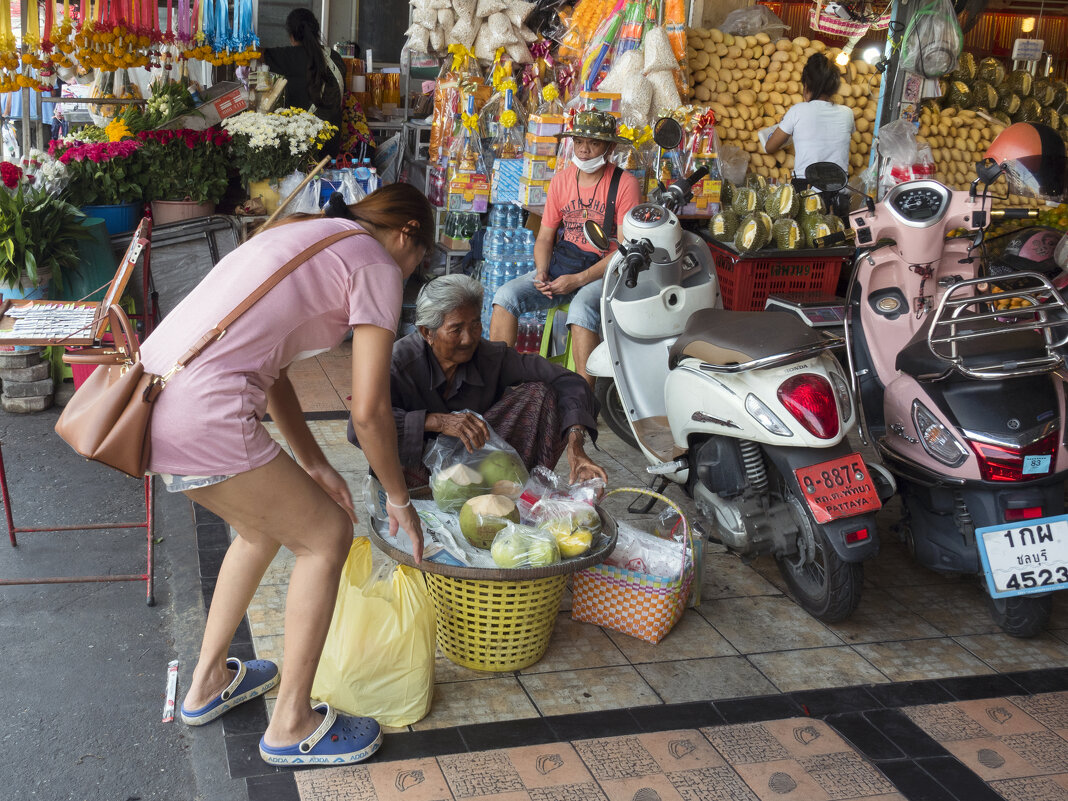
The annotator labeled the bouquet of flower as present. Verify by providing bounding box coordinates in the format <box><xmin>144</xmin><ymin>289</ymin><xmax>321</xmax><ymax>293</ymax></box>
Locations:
<box><xmin>20</xmin><ymin>149</ymin><xmax>71</xmax><ymax>195</ymax></box>
<box><xmin>222</xmin><ymin>108</ymin><xmax>337</xmax><ymax>183</ymax></box>
<box><xmin>137</xmin><ymin>128</ymin><xmax>232</xmax><ymax>203</ymax></box>
<box><xmin>0</xmin><ymin>160</ymin><xmax>90</xmax><ymax>291</ymax></box>
<box><xmin>48</xmin><ymin>139</ymin><xmax>145</xmax><ymax>207</ymax></box>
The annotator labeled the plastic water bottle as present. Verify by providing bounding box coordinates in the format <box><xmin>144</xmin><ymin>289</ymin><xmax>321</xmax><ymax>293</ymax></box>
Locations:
<box><xmin>485</xmin><ymin>230</ymin><xmax>500</xmax><ymax>260</ymax></box>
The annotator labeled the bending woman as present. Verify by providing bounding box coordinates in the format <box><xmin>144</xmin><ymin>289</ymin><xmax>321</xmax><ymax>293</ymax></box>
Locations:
<box><xmin>139</xmin><ymin>183</ymin><xmax>431</xmax><ymax>767</ymax></box>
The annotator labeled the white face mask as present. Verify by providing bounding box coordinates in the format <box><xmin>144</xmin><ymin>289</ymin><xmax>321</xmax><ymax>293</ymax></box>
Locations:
<box><xmin>572</xmin><ymin>153</ymin><xmax>606</xmax><ymax>173</ymax></box>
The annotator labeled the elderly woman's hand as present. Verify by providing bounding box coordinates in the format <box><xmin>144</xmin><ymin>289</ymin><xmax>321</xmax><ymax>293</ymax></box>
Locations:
<box><xmin>569</xmin><ymin>452</ymin><xmax>608</xmax><ymax>486</ymax></box>
<box><xmin>427</xmin><ymin>411</ymin><xmax>489</xmax><ymax>452</ymax></box>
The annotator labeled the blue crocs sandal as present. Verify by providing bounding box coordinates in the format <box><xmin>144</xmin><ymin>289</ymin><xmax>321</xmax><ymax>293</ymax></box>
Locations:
<box><xmin>180</xmin><ymin>657</ymin><xmax>279</xmax><ymax>726</ymax></box>
<box><xmin>259</xmin><ymin>702</ymin><xmax>382</xmax><ymax>766</ymax></box>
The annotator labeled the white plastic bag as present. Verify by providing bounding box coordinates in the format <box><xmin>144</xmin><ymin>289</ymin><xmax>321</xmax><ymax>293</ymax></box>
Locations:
<box><xmin>605</xmin><ymin>522</ymin><xmax>687</xmax><ymax>580</ymax></box>
<box><xmin>719</xmin><ymin>6</ymin><xmax>788</xmax><ymax>37</ymax></box>
<box><xmin>900</xmin><ymin>0</ymin><xmax>963</xmax><ymax>79</ymax></box>
<box><xmin>279</xmin><ymin>170</ymin><xmax>321</xmax><ymax>214</ymax></box>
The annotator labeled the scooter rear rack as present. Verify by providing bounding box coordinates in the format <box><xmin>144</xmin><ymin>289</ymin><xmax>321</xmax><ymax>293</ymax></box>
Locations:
<box><xmin>927</xmin><ymin>271</ymin><xmax>1068</xmax><ymax>379</ymax></box>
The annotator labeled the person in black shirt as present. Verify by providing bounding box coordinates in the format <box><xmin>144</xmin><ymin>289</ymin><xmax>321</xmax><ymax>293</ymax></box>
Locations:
<box><xmin>261</xmin><ymin>9</ymin><xmax>345</xmax><ymax>156</ymax></box>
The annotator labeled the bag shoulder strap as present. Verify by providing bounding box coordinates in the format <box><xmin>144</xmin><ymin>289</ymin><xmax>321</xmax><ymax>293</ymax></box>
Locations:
<box><xmin>175</xmin><ymin>229</ymin><xmax>368</xmax><ymax>370</ymax></box>
<box><xmin>603</xmin><ymin>166</ymin><xmax>624</xmax><ymax>242</ymax></box>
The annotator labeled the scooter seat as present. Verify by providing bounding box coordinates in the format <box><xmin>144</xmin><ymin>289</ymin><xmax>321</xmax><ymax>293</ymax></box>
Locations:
<box><xmin>668</xmin><ymin>309</ymin><xmax>827</xmax><ymax>369</ymax></box>
<box><xmin>896</xmin><ymin>321</ymin><xmax>1049</xmax><ymax>379</ymax></box>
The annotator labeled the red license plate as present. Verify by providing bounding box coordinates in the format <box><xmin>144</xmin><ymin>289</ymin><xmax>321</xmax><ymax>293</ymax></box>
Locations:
<box><xmin>794</xmin><ymin>454</ymin><xmax>882</xmax><ymax>524</ymax></box>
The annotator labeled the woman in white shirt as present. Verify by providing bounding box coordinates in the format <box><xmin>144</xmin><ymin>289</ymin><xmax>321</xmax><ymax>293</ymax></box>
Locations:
<box><xmin>764</xmin><ymin>53</ymin><xmax>855</xmax><ymax>190</ymax></box>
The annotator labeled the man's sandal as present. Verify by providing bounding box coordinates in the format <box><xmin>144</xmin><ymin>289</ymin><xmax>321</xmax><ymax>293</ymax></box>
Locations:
<box><xmin>259</xmin><ymin>702</ymin><xmax>382</xmax><ymax>766</ymax></box>
<box><xmin>180</xmin><ymin>657</ymin><xmax>279</xmax><ymax>726</ymax></box>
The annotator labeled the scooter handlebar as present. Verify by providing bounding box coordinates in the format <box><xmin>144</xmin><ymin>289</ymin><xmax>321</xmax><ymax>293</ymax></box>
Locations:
<box><xmin>991</xmin><ymin>209</ymin><xmax>1039</xmax><ymax>220</ymax></box>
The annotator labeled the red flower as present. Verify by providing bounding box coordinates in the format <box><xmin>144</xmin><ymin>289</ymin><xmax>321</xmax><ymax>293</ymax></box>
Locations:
<box><xmin>1</xmin><ymin>161</ymin><xmax>23</xmax><ymax>188</ymax></box>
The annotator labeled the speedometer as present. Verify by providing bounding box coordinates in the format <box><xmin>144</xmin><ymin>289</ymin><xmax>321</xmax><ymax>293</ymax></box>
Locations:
<box><xmin>892</xmin><ymin>187</ymin><xmax>945</xmax><ymax>221</ymax></box>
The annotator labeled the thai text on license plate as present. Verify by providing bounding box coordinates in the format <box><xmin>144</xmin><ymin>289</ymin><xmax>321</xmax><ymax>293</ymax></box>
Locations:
<box><xmin>793</xmin><ymin>454</ymin><xmax>881</xmax><ymax>524</ymax></box>
<box><xmin>976</xmin><ymin>515</ymin><xmax>1068</xmax><ymax>598</ymax></box>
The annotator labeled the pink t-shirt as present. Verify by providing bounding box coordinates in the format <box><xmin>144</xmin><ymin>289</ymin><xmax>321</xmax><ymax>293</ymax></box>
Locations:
<box><xmin>542</xmin><ymin>164</ymin><xmax>641</xmax><ymax>253</ymax></box>
<box><xmin>139</xmin><ymin>217</ymin><xmax>402</xmax><ymax>475</ymax></box>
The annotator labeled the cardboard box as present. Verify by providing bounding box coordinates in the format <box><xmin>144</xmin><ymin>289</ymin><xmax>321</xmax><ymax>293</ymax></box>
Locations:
<box><xmin>578</xmin><ymin>91</ymin><xmax>621</xmax><ymax>113</ymax></box>
<box><xmin>522</xmin><ymin>155</ymin><xmax>557</xmax><ymax>182</ymax></box>
<box><xmin>519</xmin><ymin>178</ymin><xmax>550</xmax><ymax>207</ymax></box>
<box><xmin>492</xmin><ymin>159</ymin><xmax>523</xmax><ymax>204</ymax></box>
<box><xmin>524</xmin><ymin>132</ymin><xmax>559</xmax><ymax>157</ymax></box>
<box><xmin>528</xmin><ymin>114</ymin><xmax>564</xmax><ymax>137</ymax></box>
<box><xmin>159</xmin><ymin>81</ymin><xmax>247</xmax><ymax>131</ymax></box>
<box><xmin>447</xmin><ymin>173</ymin><xmax>491</xmax><ymax>213</ymax></box>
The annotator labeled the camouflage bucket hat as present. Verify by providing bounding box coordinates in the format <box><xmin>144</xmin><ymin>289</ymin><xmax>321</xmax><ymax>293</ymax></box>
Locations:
<box><xmin>556</xmin><ymin>109</ymin><xmax>626</xmax><ymax>144</ymax></box>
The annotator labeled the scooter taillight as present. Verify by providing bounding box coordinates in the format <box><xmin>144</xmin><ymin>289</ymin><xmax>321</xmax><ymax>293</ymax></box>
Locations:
<box><xmin>777</xmin><ymin>374</ymin><xmax>840</xmax><ymax>440</ymax></box>
<box><xmin>966</xmin><ymin>431</ymin><xmax>1059</xmax><ymax>482</ymax></box>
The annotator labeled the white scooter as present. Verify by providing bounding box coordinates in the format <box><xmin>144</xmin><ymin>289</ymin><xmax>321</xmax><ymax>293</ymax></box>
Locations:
<box><xmin>585</xmin><ymin>119</ymin><xmax>894</xmax><ymax>621</ymax></box>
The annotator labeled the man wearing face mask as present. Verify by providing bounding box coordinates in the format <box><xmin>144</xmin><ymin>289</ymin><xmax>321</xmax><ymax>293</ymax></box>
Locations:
<box><xmin>489</xmin><ymin>110</ymin><xmax>640</xmax><ymax>389</ymax></box>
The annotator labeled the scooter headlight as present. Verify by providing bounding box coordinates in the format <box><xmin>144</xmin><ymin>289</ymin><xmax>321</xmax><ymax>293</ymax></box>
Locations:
<box><xmin>912</xmin><ymin>401</ymin><xmax>968</xmax><ymax>467</ymax></box>
<box><xmin>746</xmin><ymin>393</ymin><xmax>793</xmax><ymax>437</ymax></box>
<box><xmin>829</xmin><ymin>371</ymin><xmax>853</xmax><ymax>423</ymax></box>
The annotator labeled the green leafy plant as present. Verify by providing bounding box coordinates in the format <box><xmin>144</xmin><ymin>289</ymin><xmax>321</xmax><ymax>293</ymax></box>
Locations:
<box><xmin>48</xmin><ymin>139</ymin><xmax>145</xmax><ymax>206</ymax></box>
<box><xmin>136</xmin><ymin>128</ymin><xmax>232</xmax><ymax>203</ymax></box>
<box><xmin>0</xmin><ymin>161</ymin><xmax>90</xmax><ymax>291</ymax></box>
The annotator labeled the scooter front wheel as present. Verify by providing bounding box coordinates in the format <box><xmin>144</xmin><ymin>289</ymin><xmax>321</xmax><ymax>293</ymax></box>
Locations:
<box><xmin>595</xmin><ymin>378</ymin><xmax>639</xmax><ymax>450</ymax></box>
<box><xmin>776</xmin><ymin>496</ymin><xmax>863</xmax><ymax>623</ymax></box>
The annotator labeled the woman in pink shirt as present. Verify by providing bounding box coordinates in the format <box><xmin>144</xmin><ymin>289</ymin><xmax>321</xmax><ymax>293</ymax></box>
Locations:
<box><xmin>140</xmin><ymin>184</ymin><xmax>431</xmax><ymax>767</ymax></box>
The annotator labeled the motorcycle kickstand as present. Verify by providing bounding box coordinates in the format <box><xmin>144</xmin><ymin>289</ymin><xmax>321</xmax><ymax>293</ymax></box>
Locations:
<box><xmin>628</xmin><ymin>475</ymin><xmax>670</xmax><ymax>514</ymax></box>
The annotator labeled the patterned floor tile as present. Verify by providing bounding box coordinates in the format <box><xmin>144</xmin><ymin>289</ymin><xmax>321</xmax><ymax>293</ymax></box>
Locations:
<box><xmin>853</xmin><ymin>638</ymin><xmax>995</xmax><ymax>681</ymax></box>
<box><xmin>941</xmin><ymin>736</ymin><xmax>1055</xmax><ymax>781</ymax></box>
<box><xmin>824</xmin><ymin>589</ymin><xmax>942</xmax><ymax>645</ymax></box>
<box><xmin>437</xmin><ymin>750</ymin><xmax>529</xmax><ymax>799</ymax></box>
<box><xmin>260</xmin><ymin>548</ymin><xmax>295</xmax><ymax>586</ymax></box>
<box><xmin>572</xmin><ymin>734</ymin><xmax>663</xmax><ymax>781</ymax></box>
<box><xmin>730</xmin><ymin>758</ymin><xmax>832</xmax><ymax>801</ymax></box>
<box><xmin>520</xmin><ymin>666</ymin><xmax>660</xmax><ymax>716</ymax></box>
<box><xmin>760</xmin><ymin>718</ymin><xmax>853</xmax><ymax>760</ymax></box>
<box><xmin>698</xmin><ymin>596</ymin><xmax>842</xmax><ymax>654</ymax></box>
<box><xmin>955</xmin><ymin>633</ymin><xmax>1068</xmax><ymax>673</ymax></box>
<box><xmin>884</xmin><ymin>583</ymin><xmax>1003</xmax><ymax>636</ymax></box>
<box><xmin>748</xmin><ymin>646</ymin><xmax>889</xmax><ymax>692</ymax></box>
<box><xmin>664</xmin><ymin>765</ymin><xmax>760</xmax><ymax>801</ymax></box>
<box><xmin>519</xmin><ymin>617</ymin><xmax>629</xmax><ymax>674</ymax></box>
<box><xmin>411</xmin><ymin>677</ymin><xmax>539</xmax><ymax>731</ymax></box>
<box><xmin>1000</xmin><ymin>730</ymin><xmax>1068</xmax><ymax>773</ymax></box>
<box><xmin>699</xmin><ymin>548</ymin><xmax>783</xmax><ymax>601</ymax></box>
<box><xmin>434</xmin><ymin>649</ymin><xmax>501</xmax><ymax>684</ymax></box>
<box><xmin>949</xmin><ymin>698</ymin><xmax>1050</xmax><ymax>736</ymax></box>
<box><xmin>526</xmin><ymin>782</ymin><xmax>609</xmax><ymax>801</ymax></box>
<box><xmin>504</xmin><ymin>743</ymin><xmax>594</xmax><ymax>789</ymax></box>
<box><xmin>904</xmin><ymin>702</ymin><xmax>995</xmax><ymax>741</ymax></box>
<box><xmin>989</xmin><ymin>774</ymin><xmax>1068</xmax><ymax>801</ymax></box>
<box><xmin>245</xmin><ymin>582</ymin><xmax>287</xmax><ymax>638</ymax></box>
<box><xmin>702</xmin><ymin>722</ymin><xmax>792</xmax><ymax>764</ymax></box>
<box><xmin>1006</xmin><ymin>692</ymin><xmax>1068</xmax><ymax>730</ymax></box>
<box><xmin>634</xmin><ymin>729</ymin><xmax>727</xmax><ymax>773</ymax></box>
<box><xmin>635</xmin><ymin>656</ymin><xmax>777</xmax><ymax>703</ymax></box>
<box><xmin>862</xmin><ymin>540</ymin><xmax>952</xmax><ymax>589</ymax></box>
<box><xmin>596</xmin><ymin>774</ymin><xmax>686</xmax><ymax>801</ymax></box>
<box><xmin>604</xmin><ymin>609</ymin><xmax>738</xmax><ymax>664</ymax></box>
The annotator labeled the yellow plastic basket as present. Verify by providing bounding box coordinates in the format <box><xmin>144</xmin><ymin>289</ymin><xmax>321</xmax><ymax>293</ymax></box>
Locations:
<box><xmin>424</xmin><ymin>573</ymin><xmax>568</xmax><ymax>672</ymax></box>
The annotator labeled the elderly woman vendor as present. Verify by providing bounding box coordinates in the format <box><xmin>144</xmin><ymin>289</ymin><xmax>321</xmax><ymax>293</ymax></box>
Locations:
<box><xmin>349</xmin><ymin>275</ymin><xmax>607</xmax><ymax>487</ymax></box>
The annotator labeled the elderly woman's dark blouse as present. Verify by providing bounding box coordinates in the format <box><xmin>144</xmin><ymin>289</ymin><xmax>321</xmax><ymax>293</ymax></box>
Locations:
<box><xmin>348</xmin><ymin>332</ymin><xmax>599</xmax><ymax>467</ymax></box>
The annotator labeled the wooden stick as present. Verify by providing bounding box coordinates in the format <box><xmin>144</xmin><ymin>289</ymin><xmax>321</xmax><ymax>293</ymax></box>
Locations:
<box><xmin>263</xmin><ymin>155</ymin><xmax>332</xmax><ymax>228</ymax></box>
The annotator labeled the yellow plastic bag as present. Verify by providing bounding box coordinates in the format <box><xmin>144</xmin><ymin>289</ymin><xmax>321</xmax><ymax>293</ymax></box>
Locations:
<box><xmin>311</xmin><ymin>537</ymin><xmax>435</xmax><ymax>727</ymax></box>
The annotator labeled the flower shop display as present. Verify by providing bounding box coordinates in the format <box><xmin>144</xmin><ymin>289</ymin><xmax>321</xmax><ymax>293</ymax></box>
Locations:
<box><xmin>0</xmin><ymin>159</ymin><xmax>90</xmax><ymax>295</ymax></box>
<box><xmin>137</xmin><ymin>128</ymin><xmax>232</xmax><ymax>223</ymax></box>
<box><xmin>222</xmin><ymin>108</ymin><xmax>338</xmax><ymax>213</ymax></box>
<box><xmin>49</xmin><ymin>139</ymin><xmax>145</xmax><ymax>234</ymax></box>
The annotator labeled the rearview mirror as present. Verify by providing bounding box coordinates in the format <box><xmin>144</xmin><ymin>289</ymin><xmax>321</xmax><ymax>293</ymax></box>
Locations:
<box><xmin>805</xmin><ymin>162</ymin><xmax>847</xmax><ymax>193</ymax></box>
<box><xmin>976</xmin><ymin>157</ymin><xmax>1004</xmax><ymax>185</ymax></box>
<box><xmin>583</xmin><ymin>219</ymin><xmax>610</xmax><ymax>251</ymax></box>
<box><xmin>652</xmin><ymin>117</ymin><xmax>683</xmax><ymax>150</ymax></box>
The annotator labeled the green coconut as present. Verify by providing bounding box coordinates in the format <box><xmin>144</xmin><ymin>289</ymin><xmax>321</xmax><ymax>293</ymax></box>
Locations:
<box><xmin>478</xmin><ymin>450</ymin><xmax>528</xmax><ymax>499</ymax></box>
<box><xmin>431</xmin><ymin>463</ymin><xmax>487</xmax><ymax>513</ymax></box>
<box><xmin>458</xmin><ymin>494</ymin><xmax>520</xmax><ymax>549</ymax></box>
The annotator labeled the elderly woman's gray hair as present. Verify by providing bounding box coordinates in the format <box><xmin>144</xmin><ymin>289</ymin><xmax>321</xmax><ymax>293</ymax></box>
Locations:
<box><xmin>415</xmin><ymin>274</ymin><xmax>485</xmax><ymax>330</ymax></box>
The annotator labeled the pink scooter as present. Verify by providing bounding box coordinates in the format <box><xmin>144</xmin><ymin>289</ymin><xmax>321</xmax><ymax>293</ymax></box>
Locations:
<box><xmin>809</xmin><ymin>157</ymin><xmax>1068</xmax><ymax>637</ymax></box>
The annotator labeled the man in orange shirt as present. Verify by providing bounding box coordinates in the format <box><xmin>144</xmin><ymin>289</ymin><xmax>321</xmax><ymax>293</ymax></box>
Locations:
<box><xmin>488</xmin><ymin>110</ymin><xmax>641</xmax><ymax>389</ymax></box>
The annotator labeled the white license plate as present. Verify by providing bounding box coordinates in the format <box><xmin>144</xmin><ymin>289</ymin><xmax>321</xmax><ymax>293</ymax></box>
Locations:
<box><xmin>976</xmin><ymin>514</ymin><xmax>1068</xmax><ymax>598</ymax></box>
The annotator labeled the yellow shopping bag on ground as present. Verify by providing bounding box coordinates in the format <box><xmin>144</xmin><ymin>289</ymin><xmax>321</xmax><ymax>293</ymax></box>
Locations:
<box><xmin>311</xmin><ymin>537</ymin><xmax>435</xmax><ymax>727</ymax></box>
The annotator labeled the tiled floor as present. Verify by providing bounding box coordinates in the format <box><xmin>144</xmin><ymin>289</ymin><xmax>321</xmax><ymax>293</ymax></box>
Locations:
<box><xmin>192</xmin><ymin>349</ymin><xmax>1068</xmax><ymax>800</ymax></box>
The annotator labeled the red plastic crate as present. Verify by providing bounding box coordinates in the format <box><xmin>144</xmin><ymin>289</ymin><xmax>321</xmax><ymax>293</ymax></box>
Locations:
<box><xmin>708</xmin><ymin>241</ymin><xmax>847</xmax><ymax>311</ymax></box>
